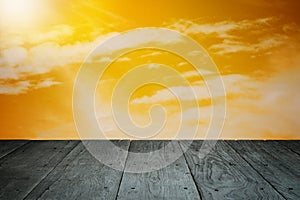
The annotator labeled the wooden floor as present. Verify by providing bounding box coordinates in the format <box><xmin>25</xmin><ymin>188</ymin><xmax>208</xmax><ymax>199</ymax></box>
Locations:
<box><xmin>0</xmin><ymin>141</ymin><xmax>299</xmax><ymax>200</ymax></box>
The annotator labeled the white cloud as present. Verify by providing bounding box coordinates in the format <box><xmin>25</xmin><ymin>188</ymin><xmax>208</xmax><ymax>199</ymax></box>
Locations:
<box><xmin>34</xmin><ymin>79</ymin><xmax>61</xmax><ymax>89</ymax></box>
<box><xmin>0</xmin><ymin>27</ymin><xmax>186</xmax><ymax>95</ymax></box>
<box><xmin>0</xmin><ymin>78</ymin><xmax>61</xmax><ymax>94</ymax></box>
<box><xmin>181</xmin><ymin>71</ymin><xmax>199</xmax><ymax>78</ymax></box>
<box><xmin>0</xmin><ymin>47</ymin><xmax>27</xmax><ymax>67</ymax></box>
<box><xmin>96</xmin><ymin>57</ymin><xmax>113</xmax><ymax>63</ymax></box>
<box><xmin>0</xmin><ymin>81</ymin><xmax>31</xmax><ymax>94</ymax></box>
<box><xmin>167</xmin><ymin>18</ymin><xmax>291</xmax><ymax>55</ymax></box>
<box><xmin>167</xmin><ymin>18</ymin><xmax>274</xmax><ymax>38</ymax></box>
<box><xmin>187</xmin><ymin>50</ymin><xmax>204</xmax><ymax>57</ymax></box>
<box><xmin>117</xmin><ymin>57</ymin><xmax>131</xmax><ymax>62</ymax></box>
<box><xmin>1</xmin><ymin>32</ymin><xmax>118</xmax><ymax>78</ymax></box>
<box><xmin>210</xmin><ymin>35</ymin><xmax>287</xmax><ymax>55</ymax></box>
<box><xmin>131</xmin><ymin>73</ymin><xmax>252</xmax><ymax>105</ymax></box>
<box><xmin>91</xmin><ymin>29</ymin><xmax>183</xmax><ymax>57</ymax></box>
<box><xmin>130</xmin><ymin>68</ymin><xmax>300</xmax><ymax>138</ymax></box>
<box><xmin>0</xmin><ymin>65</ymin><xmax>18</xmax><ymax>79</ymax></box>
<box><xmin>223</xmin><ymin>68</ymin><xmax>300</xmax><ymax>138</ymax></box>
<box><xmin>28</xmin><ymin>25</ymin><xmax>74</xmax><ymax>44</ymax></box>
<box><xmin>147</xmin><ymin>63</ymin><xmax>161</xmax><ymax>69</ymax></box>
<box><xmin>177</xmin><ymin>62</ymin><xmax>187</xmax><ymax>67</ymax></box>
<box><xmin>0</xmin><ymin>32</ymin><xmax>118</xmax><ymax>94</ymax></box>
<box><xmin>141</xmin><ymin>51</ymin><xmax>162</xmax><ymax>58</ymax></box>
<box><xmin>131</xmin><ymin>84</ymin><xmax>211</xmax><ymax>104</ymax></box>
<box><xmin>181</xmin><ymin>69</ymin><xmax>214</xmax><ymax>78</ymax></box>
<box><xmin>209</xmin><ymin>40</ymin><xmax>253</xmax><ymax>54</ymax></box>
<box><xmin>91</xmin><ymin>55</ymin><xmax>130</xmax><ymax>63</ymax></box>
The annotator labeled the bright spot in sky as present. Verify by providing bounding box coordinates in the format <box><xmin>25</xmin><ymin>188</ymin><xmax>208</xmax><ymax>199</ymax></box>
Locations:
<box><xmin>0</xmin><ymin>0</ymin><xmax>49</xmax><ymax>28</ymax></box>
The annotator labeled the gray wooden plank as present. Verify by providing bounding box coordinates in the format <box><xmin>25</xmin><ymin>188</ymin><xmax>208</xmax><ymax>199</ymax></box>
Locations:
<box><xmin>117</xmin><ymin>141</ymin><xmax>200</xmax><ymax>200</ymax></box>
<box><xmin>0</xmin><ymin>141</ymin><xmax>79</xmax><ymax>200</ymax></box>
<box><xmin>25</xmin><ymin>140</ymin><xmax>130</xmax><ymax>200</ymax></box>
<box><xmin>0</xmin><ymin>141</ymin><xmax>28</xmax><ymax>159</ymax></box>
<box><xmin>277</xmin><ymin>140</ymin><xmax>300</xmax><ymax>155</ymax></box>
<box><xmin>227</xmin><ymin>140</ymin><xmax>300</xmax><ymax>199</ymax></box>
<box><xmin>180</xmin><ymin>140</ymin><xmax>284</xmax><ymax>200</ymax></box>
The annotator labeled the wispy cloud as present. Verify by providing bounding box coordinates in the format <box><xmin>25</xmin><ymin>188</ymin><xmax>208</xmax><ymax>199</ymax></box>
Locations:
<box><xmin>141</xmin><ymin>51</ymin><xmax>162</xmax><ymax>58</ymax></box>
<box><xmin>223</xmin><ymin>66</ymin><xmax>300</xmax><ymax>138</ymax></box>
<box><xmin>0</xmin><ymin>27</ymin><xmax>186</xmax><ymax>95</ymax></box>
<box><xmin>130</xmin><ymin>66</ymin><xmax>300</xmax><ymax>138</ymax></box>
<box><xmin>0</xmin><ymin>78</ymin><xmax>61</xmax><ymax>95</ymax></box>
<box><xmin>209</xmin><ymin>35</ymin><xmax>287</xmax><ymax>54</ymax></box>
<box><xmin>131</xmin><ymin>74</ymin><xmax>254</xmax><ymax>105</ymax></box>
<box><xmin>167</xmin><ymin>18</ymin><xmax>274</xmax><ymax>39</ymax></box>
<box><xmin>0</xmin><ymin>30</ymin><xmax>117</xmax><ymax>94</ymax></box>
<box><xmin>34</xmin><ymin>79</ymin><xmax>61</xmax><ymax>89</ymax></box>
<box><xmin>167</xmin><ymin>17</ymin><xmax>293</xmax><ymax>55</ymax></box>
<box><xmin>131</xmin><ymin>84</ymin><xmax>210</xmax><ymax>104</ymax></box>
<box><xmin>0</xmin><ymin>81</ymin><xmax>31</xmax><ymax>95</ymax></box>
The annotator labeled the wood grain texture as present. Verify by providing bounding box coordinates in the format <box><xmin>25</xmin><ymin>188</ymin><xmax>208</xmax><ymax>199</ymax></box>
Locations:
<box><xmin>227</xmin><ymin>140</ymin><xmax>300</xmax><ymax>199</ymax></box>
<box><xmin>25</xmin><ymin>140</ymin><xmax>130</xmax><ymax>200</ymax></box>
<box><xmin>117</xmin><ymin>141</ymin><xmax>200</xmax><ymax>200</ymax></box>
<box><xmin>0</xmin><ymin>141</ymin><xmax>79</xmax><ymax>200</ymax></box>
<box><xmin>0</xmin><ymin>141</ymin><xmax>28</xmax><ymax>159</ymax></box>
<box><xmin>277</xmin><ymin>140</ymin><xmax>300</xmax><ymax>155</ymax></box>
<box><xmin>180</xmin><ymin>140</ymin><xmax>284</xmax><ymax>200</ymax></box>
<box><xmin>0</xmin><ymin>140</ymin><xmax>298</xmax><ymax>200</ymax></box>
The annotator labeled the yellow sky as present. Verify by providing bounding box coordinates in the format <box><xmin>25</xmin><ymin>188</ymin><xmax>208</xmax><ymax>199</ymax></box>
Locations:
<box><xmin>0</xmin><ymin>0</ymin><xmax>300</xmax><ymax>139</ymax></box>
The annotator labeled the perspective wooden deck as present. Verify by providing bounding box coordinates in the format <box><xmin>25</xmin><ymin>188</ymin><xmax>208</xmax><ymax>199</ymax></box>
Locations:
<box><xmin>0</xmin><ymin>140</ymin><xmax>299</xmax><ymax>200</ymax></box>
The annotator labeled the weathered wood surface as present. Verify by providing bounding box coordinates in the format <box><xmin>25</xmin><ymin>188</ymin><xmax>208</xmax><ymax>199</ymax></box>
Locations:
<box><xmin>0</xmin><ymin>141</ymin><xmax>79</xmax><ymax>199</ymax></box>
<box><xmin>117</xmin><ymin>141</ymin><xmax>200</xmax><ymax>200</ymax></box>
<box><xmin>180</xmin><ymin>141</ymin><xmax>284</xmax><ymax>200</ymax></box>
<box><xmin>227</xmin><ymin>140</ymin><xmax>300</xmax><ymax>200</ymax></box>
<box><xmin>277</xmin><ymin>140</ymin><xmax>300</xmax><ymax>155</ymax></box>
<box><xmin>25</xmin><ymin>140</ymin><xmax>130</xmax><ymax>200</ymax></box>
<box><xmin>0</xmin><ymin>141</ymin><xmax>28</xmax><ymax>159</ymax></box>
<box><xmin>0</xmin><ymin>140</ymin><xmax>299</xmax><ymax>200</ymax></box>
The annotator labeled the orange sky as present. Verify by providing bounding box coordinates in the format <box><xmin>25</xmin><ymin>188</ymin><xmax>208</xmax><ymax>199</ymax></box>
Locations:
<box><xmin>0</xmin><ymin>0</ymin><xmax>300</xmax><ymax>139</ymax></box>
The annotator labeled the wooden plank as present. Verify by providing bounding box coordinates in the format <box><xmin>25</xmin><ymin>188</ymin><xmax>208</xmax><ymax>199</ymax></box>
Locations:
<box><xmin>0</xmin><ymin>141</ymin><xmax>79</xmax><ymax>200</ymax></box>
<box><xmin>117</xmin><ymin>141</ymin><xmax>200</xmax><ymax>200</ymax></box>
<box><xmin>277</xmin><ymin>140</ymin><xmax>300</xmax><ymax>155</ymax></box>
<box><xmin>180</xmin><ymin>140</ymin><xmax>284</xmax><ymax>200</ymax></box>
<box><xmin>25</xmin><ymin>140</ymin><xmax>130</xmax><ymax>200</ymax></box>
<box><xmin>228</xmin><ymin>140</ymin><xmax>300</xmax><ymax>199</ymax></box>
<box><xmin>0</xmin><ymin>141</ymin><xmax>28</xmax><ymax>159</ymax></box>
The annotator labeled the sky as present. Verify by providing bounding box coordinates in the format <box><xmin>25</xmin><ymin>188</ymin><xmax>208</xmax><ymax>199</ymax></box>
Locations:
<box><xmin>0</xmin><ymin>0</ymin><xmax>299</xmax><ymax>139</ymax></box>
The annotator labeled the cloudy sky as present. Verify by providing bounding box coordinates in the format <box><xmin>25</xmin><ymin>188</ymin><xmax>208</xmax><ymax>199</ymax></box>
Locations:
<box><xmin>0</xmin><ymin>0</ymin><xmax>299</xmax><ymax>139</ymax></box>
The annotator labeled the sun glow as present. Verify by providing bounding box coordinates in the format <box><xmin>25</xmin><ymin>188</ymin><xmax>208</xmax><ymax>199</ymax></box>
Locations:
<box><xmin>0</xmin><ymin>0</ymin><xmax>48</xmax><ymax>28</ymax></box>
